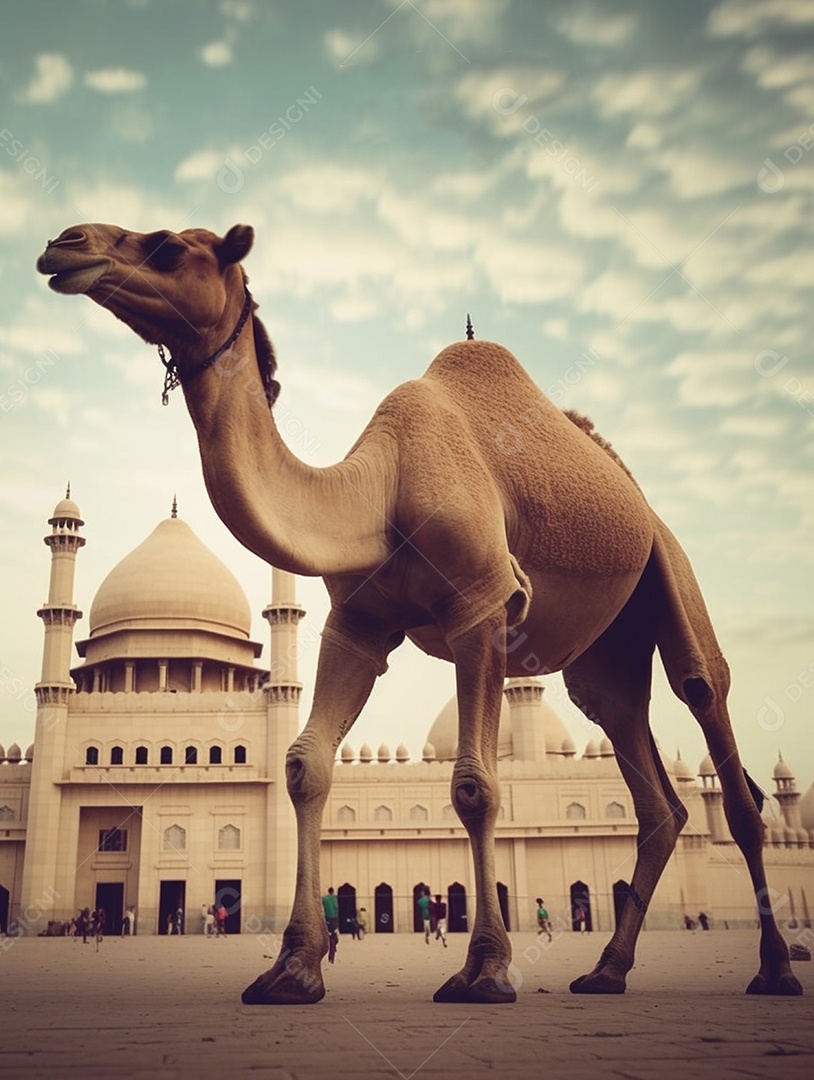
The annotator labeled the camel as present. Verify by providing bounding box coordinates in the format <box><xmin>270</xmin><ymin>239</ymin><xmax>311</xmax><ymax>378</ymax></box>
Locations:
<box><xmin>36</xmin><ymin>222</ymin><xmax>802</xmax><ymax>1003</ymax></box>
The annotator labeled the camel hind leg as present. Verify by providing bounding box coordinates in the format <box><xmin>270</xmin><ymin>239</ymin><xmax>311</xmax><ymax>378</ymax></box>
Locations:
<box><xmin>563</xmin><ymin>580</ymin><xmax>686</xmax><ymax>993</ymax></box>
<box><xmin>652</xmin><ymin>520</ymin><xmax>801</xmax><ymax>996</ymax></box>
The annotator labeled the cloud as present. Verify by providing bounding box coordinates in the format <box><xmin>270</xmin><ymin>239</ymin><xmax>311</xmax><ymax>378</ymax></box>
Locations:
<box><xmin>174</xmin><ymin>148</ymin><xmax>227</xmax><ymax>183</ymax></box>
<box><xmin>593</xmin><ymin>68</ymin><xmax>702</xmax><ymax>117</ymax></box>
<box><xmin>324</xmin><ymin>27</ymin><xmax>380</xmax><ymax>68</ymax></box>
<box><xmin>19</xmin><ymin>53</ymin><xmax>73</xmax><ymax>104</ymax></box>
<box><xmin>84</xmin><ymin>68</ymin><xmax>148</xmax><ymax>93</ymax></box>
<box><xmin>199</xmin><ymin>40</ymin><xmax>233</xmax><ymax>67</ymax></box>
<box><xmin>557</xmin><ymin>6</ymin><xmax>637</xmax><ymax>46</ymax></box>
<box><xmin>708</xmin><ymin>0</ymin><xmax>814</xmax><ymax>38</ymax></box>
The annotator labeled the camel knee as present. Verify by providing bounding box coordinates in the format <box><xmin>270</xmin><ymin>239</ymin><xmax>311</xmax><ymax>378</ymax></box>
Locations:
<box><xmin>285</xmin><ymin>738</ymin><xmax>333</xmax><ymax>806</ymax></box>
<box><xmin>451</xmin><ymin>763</ymin><xmax>499</xmax><ymax>824</ymax></box>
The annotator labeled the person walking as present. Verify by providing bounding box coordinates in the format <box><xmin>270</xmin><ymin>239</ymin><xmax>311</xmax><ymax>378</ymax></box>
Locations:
<box><xmin>433</xmin><ymin>895</ymin><xmax>448</xmax><ymax>947</ymax></box>
<box><xmin>536</xmin><ymin>898</ymin><xmax>552</xmax><ymax>942</ymax></box>
<box><xmin>417</xmin><ymin>888</ymin><xmax>431</xmax><ymax>944</ymax></box>
<box><xmin>322</xmin><ymin>887</ymin><xmax>339</xmax><ymax>963</ymax></box>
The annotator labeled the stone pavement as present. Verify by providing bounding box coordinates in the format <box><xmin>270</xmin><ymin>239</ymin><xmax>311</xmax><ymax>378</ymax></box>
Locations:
<box><xmin>2</xmin><ymin>928</ymin><xmax>813</xmax><ymax>1079</ymax></box>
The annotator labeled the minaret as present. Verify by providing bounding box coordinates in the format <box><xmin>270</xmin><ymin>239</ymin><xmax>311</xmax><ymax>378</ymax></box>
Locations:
<box><xmin>698</xmin><ymin>754</ymin><xmax>729</xmax><ymax>842</ymax></box>
<box><xmin>19</xmin><ymin>489</ymin><xmax>85</xmax><ymax>928</ymax></box>
<box><xmin>262</xmin><ymin>568</ymin><xmax>305</xmax><ymax>930</ymax></box>
<box><xmin>773</xmin><ymin>754</ymin><xmax>802</xmax><ymax>832</ymax></box>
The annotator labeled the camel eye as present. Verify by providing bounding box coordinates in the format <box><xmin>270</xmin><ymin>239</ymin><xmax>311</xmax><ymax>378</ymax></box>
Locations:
<box><xmin>143</xmin><ymin>231</ymin><xmax>186</xmax><ymax>270</ymax></box>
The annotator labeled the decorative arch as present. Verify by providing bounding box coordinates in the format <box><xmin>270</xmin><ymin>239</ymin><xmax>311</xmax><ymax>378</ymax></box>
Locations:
<box><xmin>135</xmin><ymin>745</ymin><xmax>149</xmax><ymax>765</ymax></box>
<box><xmin>163</xmin><ymin>823</ymin><xmax>186</xmax><ymax>851</ymax></box>
<box><xmin>0</xmin><ymin>806</ymin><xmax>15</xmax><ymax>821</ymax></box>
<box><xmin>208</xmin><ymin>745</ymin><xmax>223</xmax><ymax>765</ymax></box>
<box><xmin>233</xmin><ymin>744</ymin><xmax>247</xmax><ymax>764</ymax></box>
<box><xmin>110</xmin><ymin>745</ymin><xmax>124</xmax><ymax>765</ymax></box>
<box><xmin>337</xmin><ymin>805</ymin><xmax>356</xmax><ymax>823</ymax></box>
<box><xmin>373</xmin><ymin>804</ymin><xmax>393</xmax><ymax>823</ymax></box>
<box><xmin>84</xmin><ymin>745</ymin><xmax>99</xmax><ymax>766</ymax></box>
<box><xmin>442</xmin><ymin>804</ymin><xmax>456</xmax><ymax>820</ymax></box>
<box><xmin>218</xmin><ymin>823</ymin><xmax>241</xmax><ymax>850</ymax></box>
<box><xmin>566</xmin><ymin>802</ymin><xmax>587</xmax><ymax>820</ymax></box>
<box><xmin>409</xmin><ymin>804</ymin><xmax>428</xmax><ymax>821</ymax></box>
<box><xmin>159</xmin><ymin>745</ymin><xmax>173</xmax><ymax>765</ymax></box>
<box><xmin>184</xmin><ymin>745</ymin><xmax>198</xmax><ymax>765</ymax></box>
<box><xmin>605</xmin><ymin>801</ymin><xmax>626</xmax><ymax>818</ymax></box>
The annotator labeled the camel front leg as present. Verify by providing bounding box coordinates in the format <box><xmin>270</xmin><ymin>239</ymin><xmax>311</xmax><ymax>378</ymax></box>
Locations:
<box><xmin>241</xmin><ymin>627</ymin><xmax>380</xmax><ymax>1005</ymax></box>
<box><xmin>434</xmin><ymin>609</ymin><xmax>515</xmax><ymax>1004</ymax></box>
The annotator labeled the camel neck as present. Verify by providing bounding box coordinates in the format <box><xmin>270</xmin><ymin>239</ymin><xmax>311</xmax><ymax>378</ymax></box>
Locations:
<box><xmin>179</xmin><ymin>309</ymin><xmax>393</xmax><ymax>578</ymax></box>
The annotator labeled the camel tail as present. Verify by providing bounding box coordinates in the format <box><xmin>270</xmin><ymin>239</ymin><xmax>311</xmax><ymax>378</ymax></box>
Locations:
<box><xmin>744</xmin><ymin>769</ymin><xmax>766</xmax><ymax>813</ymax></box>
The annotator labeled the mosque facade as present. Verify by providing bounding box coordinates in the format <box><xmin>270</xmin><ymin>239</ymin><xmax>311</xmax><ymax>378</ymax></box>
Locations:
<box><xmin>1</xmin><ymin>495</ymin><xmax>812</xmax><ymax>940</ymax></box>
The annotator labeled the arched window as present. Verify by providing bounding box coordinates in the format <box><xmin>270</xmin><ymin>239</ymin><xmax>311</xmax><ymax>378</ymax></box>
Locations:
<box><xmin>160</xmin><ymin>745</ymin><xmax>173</xmax><ymax>765</ymax></box>
<box><xmin>233</xmin><ymin>745</ymin><xmax>247</xmax><ymax>764</ymax></box>
<box><xmin>209</xmin><ymin>746</ymin><xmax>222</xmax><ymax>765</ymax></box>
<box><xmin>110</xmin><ymin>746</ymin><xmax>124</xmax><ymax>765</ymax></box>
<box><xmin>605</xmin><ymin>801</ymin><xmax>626</xmax><ymax>819</ymax></box>
<box><xmin>85</xmin><ymin>746</ymin><xmax>99</xmax><ymax>766</ymax></box>
<box><xmin>184</xmin><ymin>745</ymin><xmax>197</xmax><ymax>765</ymax></box>
<box><xmin>218</xmin><ymin>823</ymin><xmax>241</xmax><ymax>850</ymax></box>
<box><xmin>409</xmin><ymin>804</ymin><xmax>428</xmax><ymax>821</ymax></box>
<box><xmin>164</xmin><ymin>823</ymin><xmax>186</xmax><ymax>851</ymax></box>
<box><xmin>373</xmin><ymin>804</ymin><xmax>393</xmax><ymax>822</ymax></box>
<box><xmin>337</xmin><ymin>805</ymin><xmax>356</xmax><ymax>823</ymax></box>
<box><xmin>135</xmin><ymin>746</ymin><xmax>148</xmax><ymax>765</ymax></box>
<box><xmin>0</xmin><ymin>806</ymin><xmax>15</xmax><ymax>821</ymax></box>
<box><xmin>566</xmin><ymin>802</ymin><xmax>587</xmax><ymax>820</ymax></box>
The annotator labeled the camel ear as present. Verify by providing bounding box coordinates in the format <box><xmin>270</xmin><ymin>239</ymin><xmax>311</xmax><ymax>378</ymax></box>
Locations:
<box><xmin>219</xmin><ymin>225</ymin><xmax>254</xmax><ymax>267</ymax></box>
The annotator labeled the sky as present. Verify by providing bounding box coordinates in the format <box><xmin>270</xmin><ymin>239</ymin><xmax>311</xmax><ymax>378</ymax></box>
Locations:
<box><xmin>0</xmin><ymin>0</ymin><xmax>812</xmax><ymax>799</ymax></box>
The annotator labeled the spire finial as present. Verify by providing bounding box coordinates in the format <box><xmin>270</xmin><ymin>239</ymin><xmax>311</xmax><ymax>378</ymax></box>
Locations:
<box><xmin>465</xmin><ymin>313</ymin><xmax>474</xmax><ymax>341</ymax></box>
<box><xmin>171</xmin><ymin>494</ymin><xmax>178</xmax><ymax>519</ymax></box>
<box><xmin>66</xmin><ymin>482</ymin><xmax>71</xmax><ymax>499</ymax></box>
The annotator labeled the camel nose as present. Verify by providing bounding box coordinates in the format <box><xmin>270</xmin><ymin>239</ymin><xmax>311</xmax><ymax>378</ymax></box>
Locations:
<box><xmin>48</xmin><ymin>229</ymin><xmax>87</xmax><ymax>248</ymax></box>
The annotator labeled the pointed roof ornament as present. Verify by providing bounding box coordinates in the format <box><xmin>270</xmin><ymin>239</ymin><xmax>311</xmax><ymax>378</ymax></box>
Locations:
<box><xmin>171</xmin><ymin>494</ymin><xmax>178</xmax><ymax>519</ymax></box>
<box><xmin>465</xmin><ymin>313</ymin><xmax>474</xmax><ymax>341</ymax></box>
<box><xmin>66</xmin><ymin>482</ymin><xmax>71</xmax><ymax>499</ymax></box>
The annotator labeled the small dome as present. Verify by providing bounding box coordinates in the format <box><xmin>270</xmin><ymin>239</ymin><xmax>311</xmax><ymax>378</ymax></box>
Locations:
<box><xmin>340</xmin><ymin>744</ymin><xmax>354</xmax><ymax>763</ymax></box>
<box><xmin>584</xmin><ymin>739</ymin><xmax>600</xmax><ymax>759</ymax></box>
<box><xmin>784</xmin><ymin>825</ymin><xmax>797</xmax><ymax>844</ymax></box>
<box><xmin>359</xmin><ymin>743</ymin><xmax>373</xmax><ymax>763</ymax></box>
<box><xmin>797</xmin><ymin>827</ymin><xmax>809</xmax><ymax>845</ymax></box>
<box><xmin>674</xmin><ymin>754</ymin><xmax>694</xmax><ymax>781</ymax></box>
<box><xmin>599</xmin><ymin>737</ymin><xmax>614</xmax><ymax>757</ymax></box>
<box><xmin>24</xmin><ymin>744</ymin><xmax>34</xmax><ymax>762</ymax></box>
<box><xmin>699</xmin><ymin>754</ymin><xmax>715</xmax><ymax>776</ymax></box>
<box><xmin>395</xmin><ymin>743</ymin><xmax>409</xmax><ymax>763</ymax></box>
<box><xmin>561</xmin><ymin>735</ymin><xmax>576</xmax><ymax>757</ymax></box>
<box><xmin>0</xmin><ymin>744</ymin><xmax>5</xmax><ymax>760</ymax></box>
<box><xmin>50</xmin><ymin>495</ymin><xmax>83</xmax><ymax>526</ymax></box>
<box><xmin>422</xmin><ymin>741</ymin><xmax>436</xmax><ymax>762</ymax></box>
<box><xmin>377</xmin><ymin>743</ymin><xmax>390</xmax><ymax>764</ymax></box>
<box><xmin>6</xmin><ymin>743</ymin><xmax>21</xmax><ymax>761</ymax></box>
<box><xmin>773</xmin><ymin>756</ymin><xmax>793</xmax><ymax>780</ymax></box>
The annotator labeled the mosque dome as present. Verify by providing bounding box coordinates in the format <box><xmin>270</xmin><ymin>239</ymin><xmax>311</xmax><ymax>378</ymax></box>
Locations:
<box><xmin>699</xmin><ymin>754</ymin><xmax>715</xmax><ymax>777</ymax></box>
<box><xmin>24</xmin><ymin>744</ymin><xmax>34</xmax><ymax>762</ymax></box>
<box><xmin>584</xmin><ymin>739</ymin><xmax>600</xmax><ymax>760</ymax></box>
<box><xmin>6</xmin><ymin>743</ymin><xmax>21</xmax><ymax>762</ymax></box>
<box><xmin>599</xmin><ymin>737</ymin><xmax>614</xmax><ymax>758</ymax></box>
<box><xmin>75</xmin><ymin>514</ymin><xmax>262</xmax><ymax>669</ymax></box>
<box><xmin>89</xmin><ymin>516</ymin><xmax>251</xmax><ymax>640</ymax></box>
<box><xmin>395</xmin><ymin>743</ymin><xmax>410</xmax><ymax>763</ymax></box>
<box><xmin>422</xmin><ymin>741</ymin><xmax>436</xmax><ymax>762</ymax></box>
<box><xmin>426</xmin><ymin>693</ymin><xmax>510</xmax><ymax>760</ymax></box>
<box><xmin>340</xmin><ymin>744</ymin><xmax>354</xmax><ymax>763</ymax></box>
<box><xmin>359</xmin><ymin>744</ymin><xmax>373</xmax><ymax>763</ymax></box>
<box><xmin>377</xmin><ymin>744</ymin><xmax>391</xmax><ymax>764</ymax></box>
<box><xmin>674</xmin><ymin>753</ymin><xmax>695</xmax><ymax>781</ymax></box>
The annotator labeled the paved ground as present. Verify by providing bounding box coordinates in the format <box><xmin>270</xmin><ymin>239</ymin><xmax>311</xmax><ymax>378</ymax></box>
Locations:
<box><xmin>2</xmin><ymin>928</ymin><xmax>813</xmax><ymax>1079</ymax></box>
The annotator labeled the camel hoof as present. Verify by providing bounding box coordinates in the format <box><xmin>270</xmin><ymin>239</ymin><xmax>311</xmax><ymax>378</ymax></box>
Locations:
<box><xmin>241</xmin><ymin>967</ymin><xmax>325</xmax><ymax>1006</ymax></box>
<box><xmin>569</xmin><ymin>971</ymin><xmax>626</xmax><ymax>995</ymax></box>
<box><xmin>746</xmin><ymin>972</ymin><xmax>803</xmax><ymax>997</ymax></box>
<box><xmin>433</xmin><ymin>973</ymin><xmax>516</xmax><ymax>1004</ymax></box>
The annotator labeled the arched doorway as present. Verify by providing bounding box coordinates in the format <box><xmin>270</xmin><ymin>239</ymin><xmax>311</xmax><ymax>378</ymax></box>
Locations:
<box><xmin>447</xmin><ymin>882</ymin><xmax>467</xmax><ymax>933</ymax></box>
<box><xmin>0</xmin><ymin>884</ymin><xmax>9</xmax><ymax>934</ymax></box>
<box><xmin>338</xmin><ymin>882</ymin><xmax>357</xmax><ymax>935</ymax></box>
<box><xmin>413</xmin><ymin>882</ymin><xmax>430</xmax><ymax>932</ymax></box>
<box><xmin>613</xmin><ymin>880</ymin><xmax>628</xmax><ymax>930</ymax></box>
<box><xmin>497</xmin><ymin>881</ymin><xmax>511</xmax><ymax>931</ymax></box>
<box><xmin>214</xmin><ymin>879</ymin><xmax>242</xmax><ymax>934</ymax></box>
<box><xmin>570</xmin><ymin>880</ymin><xmax>592</xmax><ymax>932</ymax></box>
<box><xmin>374</xmin><ymin>882</ymin><xmax>393</xmax><ymax>933</ymax></box>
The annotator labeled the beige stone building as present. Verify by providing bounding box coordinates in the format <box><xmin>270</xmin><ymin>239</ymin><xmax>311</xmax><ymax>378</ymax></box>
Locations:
<box><xmin>1</xmin><ymin>494</ymin><xmax>812</xmax><ymax>940</ymax></box>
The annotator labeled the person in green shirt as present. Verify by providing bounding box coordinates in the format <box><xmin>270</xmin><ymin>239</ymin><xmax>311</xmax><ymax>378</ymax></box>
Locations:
<box><xmin>536</xmin><ymin>897</ymin><xmax>552</xmax><ymax>942</ymax></box>
<box><xmin>417</xmin><ymin>888</ymin><xmax>431</xmax><ymax>943</ymax></box>
<box><xmin>322</xmin><ymin>887</ymin><xmax>339</xmax><ymax>963</ymax></box>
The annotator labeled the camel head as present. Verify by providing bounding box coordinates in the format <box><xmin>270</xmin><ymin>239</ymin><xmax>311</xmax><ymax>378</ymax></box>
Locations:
<box><xmin>36</xmin><ymin>223</ymin><xmax>255</xmax><ymax>352</ymax></box>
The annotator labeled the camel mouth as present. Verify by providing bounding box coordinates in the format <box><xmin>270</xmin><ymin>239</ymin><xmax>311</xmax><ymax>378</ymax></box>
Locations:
<box><xmin>47</xmin><ymin>261</ymin><xmax>110</xmax><ymax>295</ymax></box>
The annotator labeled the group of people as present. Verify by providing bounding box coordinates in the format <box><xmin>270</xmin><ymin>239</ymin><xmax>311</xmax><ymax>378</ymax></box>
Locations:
<box><xmin>684</xmin><ymin>912</ymin><xmax>711</xmax><ymax>931</ymax></box>
<box><xmin>417</xmin><ymin>888</ymin><xmax>448</xmax><ymax>947</ymax></box>
<box><xmin>320</xmin><ymin>887</ymin><xmax>371</xmax><ymax>963</ymax></box>
<box><xmin>73</xmin><ymin>906</ymin><xmax>106</xmax><ymax>946</ymax></box>
<box><xmin>201</xmin><ymin>903</ymin><xmax>230</xmax><ymax>936</ymax></box>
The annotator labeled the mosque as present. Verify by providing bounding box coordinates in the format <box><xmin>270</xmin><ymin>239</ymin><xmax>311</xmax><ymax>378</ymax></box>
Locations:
<box><xmin>1</xmin><ymin>493</ymin><xmax>812</xmax><ymax>939</ymax></box>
